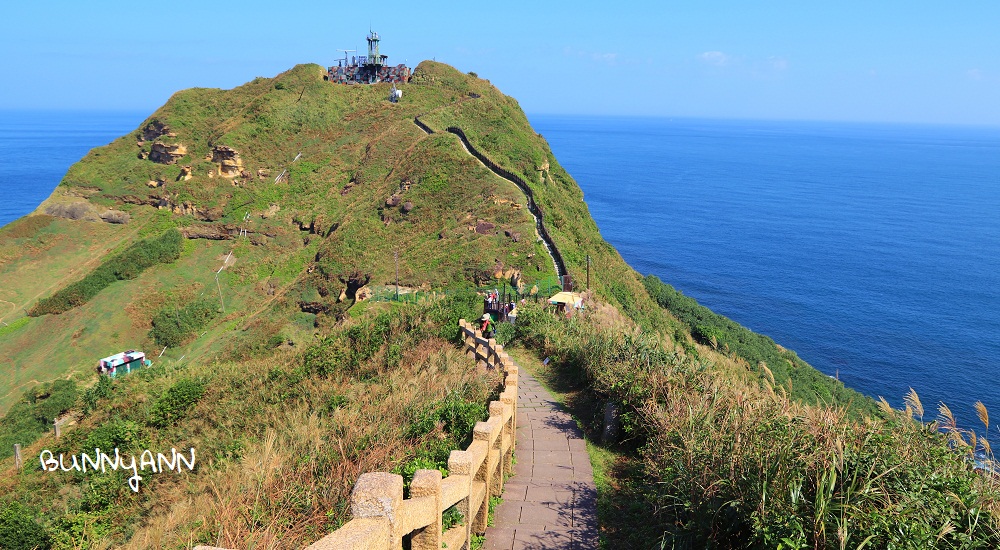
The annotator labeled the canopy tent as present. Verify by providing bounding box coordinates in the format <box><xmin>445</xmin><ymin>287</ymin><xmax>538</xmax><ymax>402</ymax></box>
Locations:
<box><xmin>548</xmin><ymin>291</ymin><xmax>584</xmax><ymax>309</ymax></box>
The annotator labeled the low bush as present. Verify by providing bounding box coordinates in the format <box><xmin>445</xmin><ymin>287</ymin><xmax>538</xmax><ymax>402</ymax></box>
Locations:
<box><xmin>0</xmin><ymin>502</ymin><xmax>51</xmax><ymax>550</ymax></box>
<box><xmin>149</xmin><ymin>297</ymin><xmax>218</xmax><ymax>347</ymax></box>
<box><xmin>148</xmin><ymin>378</ymin><xmax>206</xmax><ymax>428</ymax></box>
<box><xmin>85</xmin><ymin>418</ymin><xmax>145</xmax><ymax>452</ymax></box>
<box><xmin>0</xmin><ymin>380</ymin><xmax>78</xmax><ymax>460</ymax></box>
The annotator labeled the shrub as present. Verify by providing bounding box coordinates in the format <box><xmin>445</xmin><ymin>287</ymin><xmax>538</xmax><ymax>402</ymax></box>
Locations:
<box><xmin>148</xmin><ymin>378</ymin><xmax>206</xmax><ymax>428</ymax></box>
<box><xmin>85</xmin><ymin>418</ymin><xmax>144</xmax><ymax>452</ymax></box>
<box><xmin>493</xmin><ymin>322</ymin><xmax>515</xmax><ymax>346</ymax></box>
<box><xmin>0</xmin><ymin>502</ymin><xmax>51</xmax><ymax>550</ymax></box>
<box><xmin>406</xmin><ymin>390</ymin><xmax>486</xmax><ymax>448</ymax></box>
<box><xmin>31</xmin><ymin>379</ymin><xmax>77</xmax><ymax>423</ymax></box>
<box><xmin>149</xmin><ymin>297</ymin><xmax>218</xmax><ymax>347</ymax></box>
<box><xmin>83</xmin><ymin>375</ymin><xmax>114</xmax><ymax>412</ymax></box>
<box><xmin>0</xmin><ymin>380</ymin><xmax>78</xmax><ymax>459</ymax></box>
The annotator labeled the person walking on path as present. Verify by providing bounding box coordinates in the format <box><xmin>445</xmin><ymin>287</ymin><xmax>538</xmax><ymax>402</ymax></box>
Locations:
<box><xmin>481</xmin><ymin>313</ymin><xmax>495</xmax><ymax>338</ymax></box>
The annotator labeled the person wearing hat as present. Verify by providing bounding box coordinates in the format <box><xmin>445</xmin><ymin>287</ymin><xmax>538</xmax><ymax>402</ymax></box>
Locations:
<box><xmin>480</xmin><ymin>313</ymin><xmax>495</xmax><ymax>337</ymax></box>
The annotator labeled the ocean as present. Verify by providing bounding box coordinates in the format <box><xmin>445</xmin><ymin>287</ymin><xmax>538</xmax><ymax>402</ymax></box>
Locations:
<box><xmin>0</xmin><ymin>110</ymin><xmax>146</xmax><ymax>226</ymax></box>
<box><xmin>2</xmin><ymin>111</ymin><xmax>998</xmax><ymax>429</ymax></box>
<box><xmin>530</xmin><ymin>115</ymin><xmax>1000</xmax><ymax>430</ymax></box>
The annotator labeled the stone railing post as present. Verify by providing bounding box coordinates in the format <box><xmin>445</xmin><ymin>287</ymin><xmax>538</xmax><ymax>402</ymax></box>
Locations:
<box><xmin>500</xmin><ymin>390</ymin><xmax>516</xmax><ymax>464</ymax></box>
<box><xmin>448</xmin><ymin>450</ymin><xmax>474</xmax><ymax>547</ymax></box>
<box><xmin>488</xmin><ymin>402</ymin><xmax>506</xmax><ymax>489</ymax></box>
<box><xmin>409</xmin><ymin>469</ymin><xmax>442</xmax><ymax>550</ymax></box>
<box><xmin>472</xmin><ymin>422</ymin><xmax>496</xmax><ymax>533</ymax></box>
<box><xmin>351</xmin><ymin>472</ymin><xmax>404</xmax><ymax>550</ymax></box>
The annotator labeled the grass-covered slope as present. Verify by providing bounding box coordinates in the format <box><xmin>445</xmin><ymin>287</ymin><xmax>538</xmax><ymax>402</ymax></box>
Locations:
<box><xmin>3</xmin><ymin>60</ymin><xmax>989</xmax><ymax>549</ymax></box>
<box><xmin>0</xmin><ymin>62</ymin><xmax>555</xmax><ymax>416</ymax></box>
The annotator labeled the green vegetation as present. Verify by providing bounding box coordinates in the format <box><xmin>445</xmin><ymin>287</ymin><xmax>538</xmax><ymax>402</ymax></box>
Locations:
<box><xmin>0</xmin><ymin>317</ymin><xmax>30</xmax><ymax>337</ymax></box>
<box><xmin>0</xmin><ymin>380</ymin><xmax>77</xmax><ymax>460</ymax></box>
<box><xmin>149</xmin><ymin>298</ymin><xmax>218</xmax><ymax>347</ymax></box>
<box><xmin>511</xmin><ymin>301</ymin><xmax>1000</xmax><ymax>548</ymax></box>
<box><xmin>29</xmin><ymin>229</ymin><xmax>182</xmax><ymax>316</ymax></box>
<box><xmin>0</xmin><ymin>502</ymin><xmax>51</xmax><ymax>550</ymax></box>
<box><xmin>148</xmin><ymin>378</ymin><xmax>206</xmax><ymax>428</ymax></box>
<box><xmin>1</xmin><ymin>60</ymin><xmax>996</xmax><ymax>549</ymax></box>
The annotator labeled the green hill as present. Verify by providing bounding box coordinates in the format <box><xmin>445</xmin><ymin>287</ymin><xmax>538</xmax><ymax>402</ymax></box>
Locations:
<box><xmin>1</xmin><ymin>62</ymin><xmax>997</xmax><ymax>549</ymax></box>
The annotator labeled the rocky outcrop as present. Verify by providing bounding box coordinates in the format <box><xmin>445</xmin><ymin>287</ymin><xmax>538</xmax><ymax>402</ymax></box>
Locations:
<box><xmin>149</xmin><ymin>142</ymin><xmax>188</xmax><ymax>164</ymax></box>
<box><xmin>177</xmin><ymin>165</ymin><xmax>193</xmax><ymax>181</ymax></box>
<box><xmin>180</xmin><ymin>225</ymin><xmax>234</xmax><ymax>240</ymax></box>
<box><xmin>385</xmin><ymin>195</ymin><xmax>401</xmax><ymax>207</ymax></box>
<box><xmin>147</xmin><ymin>178</ymin><xmax>166</xmax><ymax>188</ymax></box>
<box><xmin>402</xmin><ymin>201</ymin><xmax>414</xmax><ymax>213</ymax></box>
<box><xmin>298</xmin><ymin>301</ymin><xmax>330</xmax><ymax>314</ymax></box>
<box><xmin>474</xmin><ymin>221</ymin><xmax>495</xmax><ymax>235</ymax></box>
<box><xmin>339</xmin><ymin>271</ymin><xmax>371</xmax><ymax>300</ymax></box>
<box><xmin>45</xmin><ymin>202</ymin><xmax>98</xmax><ymax>221</ymax></box>
<box><xmin>211</xmin><ymin>146</ymin><xmax>244</xmax><ymax>178</ymax></box>
<box><xmin>118</xmin><ymin>194</ymin><xmax>222</xmax><ymax>222</ymax></box>
<box><xmin>141</xmin><ymin>120</ymin><xmax>173</xmax><ymax>141</ymax></box>
<box><xmin>99</xmin><ymin>210</ymin><xmax>130</xmax><ymax>224</ymax></box>
<box><xmin>262</xmin><ymin>204</ymin><xmax>280</xmax><ymax>219</ymax></box>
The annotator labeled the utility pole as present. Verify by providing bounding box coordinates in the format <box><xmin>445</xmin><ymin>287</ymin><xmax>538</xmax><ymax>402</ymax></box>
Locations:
<box><xmin>586</xmin><ymin>255</ymin><xmax>591</xmax><ymax>290</ymax></box>
<box><xmin>395</xmin><ymin>250</ymin><xmax>400</xmax><ymax>301</ymax></box>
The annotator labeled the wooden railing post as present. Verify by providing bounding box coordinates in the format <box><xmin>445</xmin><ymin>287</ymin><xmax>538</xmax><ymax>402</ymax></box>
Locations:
<box><xmin>13</xmin><ymin>444</ymin><xmax>22</xmax><ymax>471</ymax></box>
<box><xmin>448</xmin><ymin>450</ymin><xmax>474</xmax><ymax>547</ymax></box>
<box><xmin>409</xmin><ymin>469</ymin><xmax>442</xmax><ymax>550</ymax></box>
<box><xmin>351</xmin><ymin>472</ymin><xmax>404</xmax><ymax>549</ymax></box>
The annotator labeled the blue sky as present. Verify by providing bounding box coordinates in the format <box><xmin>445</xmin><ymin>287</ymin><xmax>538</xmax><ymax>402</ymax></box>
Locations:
<box><xmin>2</xmin><ymin>1</ymin><xmax>998</xmax><ymax>125</ymax></box>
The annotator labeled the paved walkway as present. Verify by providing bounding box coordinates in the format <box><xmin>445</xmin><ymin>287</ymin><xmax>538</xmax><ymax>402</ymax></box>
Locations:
<box><xmin>485</xmin><ymin>370</ymin><xmax>598</xmax><ymax>549</ymax></box>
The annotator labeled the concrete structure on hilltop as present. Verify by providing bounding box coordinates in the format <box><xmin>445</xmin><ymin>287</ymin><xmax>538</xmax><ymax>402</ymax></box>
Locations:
<box><xmin>326</xmin><ymin>31</ymin><xmax>411</xmax><ymax>84</ymax></box>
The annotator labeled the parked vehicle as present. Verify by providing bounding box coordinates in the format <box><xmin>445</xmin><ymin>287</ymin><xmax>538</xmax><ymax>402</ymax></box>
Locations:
<box><xmin>96</xmin><ymin>350</ymin><xmax>151</xmax><ymax>377</ymax></box>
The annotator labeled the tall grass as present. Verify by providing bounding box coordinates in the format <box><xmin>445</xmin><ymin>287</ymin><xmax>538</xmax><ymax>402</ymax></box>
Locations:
<box><xmin>0</xmin><ymin>294</ymin><xmax>501</xmax><ymax>548</ymax></box>
<box><xmin>514</xmin><ymin>301</ymin><xmax>1000</xmax><ymax>548</ymax></box>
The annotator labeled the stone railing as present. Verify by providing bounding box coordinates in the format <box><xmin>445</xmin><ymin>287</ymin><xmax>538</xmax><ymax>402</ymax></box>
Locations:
<box><xmin>200</xmin><ymin>320</ymin><xmax>517</xmax><ymax>550</ymax></box>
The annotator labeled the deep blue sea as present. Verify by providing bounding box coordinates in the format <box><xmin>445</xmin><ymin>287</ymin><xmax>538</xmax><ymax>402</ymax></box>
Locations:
<box><xmin>0</xmin><ymin>111</ymin><xmax>146</xmax><ymax>226</ymax></box>
<box><xmin>530</xmin><ymin>115</ymin><xmax>1000</xmax><ymax>430</ymax></box>
<box><xmin>2</xmin><ymin>111</ymin><xmax>998</xmax><ymax>429</ymax></box>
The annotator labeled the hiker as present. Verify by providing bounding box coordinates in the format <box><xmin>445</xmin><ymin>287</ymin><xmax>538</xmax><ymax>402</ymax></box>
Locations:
<box><xmin>508</xmin><ymin>303</ymin><xmax>517</xmax><ymax>325</ymax></box>
<box><xmin>480</xmin><ymin>313</ymin><xmax>495</xmax><ymax>338</ymax></box>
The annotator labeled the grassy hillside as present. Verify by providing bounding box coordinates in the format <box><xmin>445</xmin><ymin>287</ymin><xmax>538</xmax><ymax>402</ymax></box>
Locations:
<box><xmin>0</xmin><ymin>61</ymin><xmax>996</xmax><ymax>548</ymax></box>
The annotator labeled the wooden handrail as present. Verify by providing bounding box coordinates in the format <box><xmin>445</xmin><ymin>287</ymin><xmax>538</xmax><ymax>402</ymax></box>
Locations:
<box><xmin>197</xmin><ymin>320</ymin><xmax>518</xmax><ymax>550</ymax></box>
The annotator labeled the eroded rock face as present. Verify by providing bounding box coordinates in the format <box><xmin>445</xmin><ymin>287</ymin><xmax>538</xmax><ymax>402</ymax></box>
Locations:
<box><xmin>177</xmin><ymin>165</ymin><xmax>193</xmax><ymax>181</ymax></box>
<box><xmin>45</xmin><ymin>202</ymin><xmax>98</xmax><ymax>221</ymax></box>
<box><xmin>142</xmin><ymin>120</ymin><xmax>171</xmax><ymax>141</ymax></box>
<box><xmin>386</xmin><ymin>195</ymin><xmax>401</xmax><ymax>207</ymax></box>
<box><xmin>149</xmin><ymin>142</ymin><xmax>188</xmax><ymax>164</ymax></box>
<box><xmin>211</xmin><ymin>146</ymin><xmax>244</xmax><ymax>178</ymax></box>
<box><xmin>99</xmin><ymin>210</ymin><xmax>130</xmax><ymax>224</ymax></box>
